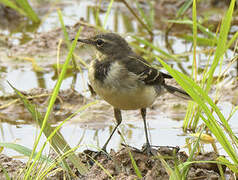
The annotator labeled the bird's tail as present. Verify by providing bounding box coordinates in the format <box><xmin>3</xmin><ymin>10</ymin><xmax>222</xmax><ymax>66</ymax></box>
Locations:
<box><xmin>163</xmin><ymin>84</ymin><xmax>190</xmax><ymax>100</ymax></box>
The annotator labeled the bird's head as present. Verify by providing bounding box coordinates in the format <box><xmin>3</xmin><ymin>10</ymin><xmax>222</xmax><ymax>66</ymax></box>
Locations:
<box><xmin>77</xmin><ymin>33</ymin><xmax>132</xmax><ymax>58</ymax></box>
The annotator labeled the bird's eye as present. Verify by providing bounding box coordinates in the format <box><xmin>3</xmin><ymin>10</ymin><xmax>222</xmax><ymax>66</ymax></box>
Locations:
<box><xmin>96</xmin><ymin>39</ymin><xmax>104</xmax><ymax>46</ymax></box>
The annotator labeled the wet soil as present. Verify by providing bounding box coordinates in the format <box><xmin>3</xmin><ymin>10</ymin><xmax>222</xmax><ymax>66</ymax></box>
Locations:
<box><xmin>0</xmin><ymin>146</ymin><xmax>229</xmax><ymax>179</ymax></box>
<box><xmin>0</xmin><ymin>88</ymin><xmax>86</xmax><ymax>124</ymax></box>
<box><xmin>80</xmin><ymin>146</ymin><xmax>224</xmax><ymax>180</ymax></box>
<box><xmin>0</xmin><ymin>154</ymin><xmax>25</xmax><ymax>180</ymax></box>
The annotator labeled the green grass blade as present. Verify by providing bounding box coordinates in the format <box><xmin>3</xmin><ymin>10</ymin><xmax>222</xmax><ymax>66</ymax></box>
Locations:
<box><xmin>132</xmin><ymin>36</ymin><xmax>180</xmax><ymax>62</ymax></box>
<box><xmin>227</xmin><ymin>31</ymin><xmax>238</xmax><ymax>50</ymax></box>
<box><xmin>180</xmin><ymin>35</ymin><xmax>217</xmax><ymax>46</ymax></box>
<box><xmin>181</xmin><ymin>126</ymin><xmax>205</xmax><ymax>179</ymax></box>
<box><xmin>0</xmin><ymin>0</ymin><xmax>26</xmax><ymax>15</ymax></box>
<box><xmin>7</xmin><ymin>83</ymin><xmax>76</xmax><ymax>177</ymax></box>
<box><xmin>38</xmin><ymin>101</ymin><xmax>98</xmax><ymax>179</ymax></box>
<box><xmin>0</xmin><ymin>164</ymin><xmax>10</xmax><ymax>180</ymax></box>
<box><xmin>176</xmin><ymin>0</ymin><xmax>193</xmax><ymax>18</ymax></box>
<box><xmin>0</xmin><ymin>143</ymin><xmax>52</xmax><ymax>163</ymax></box>
<box><xmin>167</xmin><ymin>19</ymin><xmax>216</xmax><ymax>40</ymax></box>
<box><xmin>121</xmin><ymin>14</ymin><xmax>134</xmax><ymax>32</ymax></box>
<box><xmin>135</xmin><ymin>0</ymin><xmax>153</xmax><ymax>30</ymax></box>
<box><xmin>57</xmin><ymin>10</ymin><xmax>70</xmax><ymax>46</ymax></box>
<box><xmin>192</xmin><ymin>0</ymin><xmax>197</xmax><ymax>80</ymax></box>
<box><xmin>128</xmin><ymin>151</ymin><xmax>142</xmax><ymax>178</ymax></box>
<box><xmin>15</xmin><ymin>0</ymin><xmax>40</xmax><ymax>23</ymax></box>
<box><xmin>95</xmin><ymin>0</ymin><xmax>102</xmax><ymax>26</ymax></box>
<box><xmin>156</xmin><ymin>153</ymin><xmax>180</xmax><ymax>180</ymax></box>
<box><xmin>121</xmin><ymin>0</ymin><xmax>153</xmax><ymax>36</ymax></box>
<box><xmin>217</xmin><ymin>156</ymin><xmax>238</xmax><ymax>173</ymax></box>
<box><xmin>149</xmin><ymin>0</ymin><xmax>154</xmax><ymax>29</ymax></box>
<box><xmin>205</xmin><ymin>0</ymin><xmax>236</xmax><ymax>92</ymax></box>
<box><xmin>157</xmin><ymin>58</ymin><xmax>238</xmax><ymax>165</ymax></box>
<box><xmin>0</xmin><ymin>0</ymin><xmax>40</xmax><ymax>22</ymax></box>
<box><xmin>103</xmin><ymin>0</ymin><xmax>114</xmax><ymax>28</ymax></box>
<box><xmin>21</xmin><ymin>27</ymin><xmax>87</xmax><ymax>178</ymax></box>
<box><xmin>183</xmin><ymin>101</ymin><xmax>196</xmax><ymax>131</ymax></box>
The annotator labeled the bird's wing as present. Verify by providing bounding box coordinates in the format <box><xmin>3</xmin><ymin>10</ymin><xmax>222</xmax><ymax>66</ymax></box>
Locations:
<box><xmin>122</xmin><ymin>55</ymin><xmax>171</xmax><ymax>85</ymax></box>
<box><xmin>121</xmin><ymin>55</ymin><xmax>190</xmax><ymax>98</ymax></box>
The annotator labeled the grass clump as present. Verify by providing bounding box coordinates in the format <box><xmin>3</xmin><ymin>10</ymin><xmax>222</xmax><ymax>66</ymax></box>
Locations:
<box><xmin>0</xmin><ymin>0</ymin><xmax>40</xmax><ymax>23</ymax></box>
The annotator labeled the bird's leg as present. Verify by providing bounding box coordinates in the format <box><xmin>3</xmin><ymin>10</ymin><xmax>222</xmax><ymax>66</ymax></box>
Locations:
<box><xmin>88</xmin><ymin>83</ymin><xmax>96</xmax><ymax>96</ymax></box>
<box><xmin>141</xmin><ymin>108</ymin><xmax>153</xmax><ymax>155</ymax></box>
<box><xmin>101</xmin><ymin>108</ymin><xmax>122</xmax><ymax>152</ymax></box>
<box><xmin>89</xmin><ymin>108</ymin><xmax>122</xmax><ymax>165</ymax></box>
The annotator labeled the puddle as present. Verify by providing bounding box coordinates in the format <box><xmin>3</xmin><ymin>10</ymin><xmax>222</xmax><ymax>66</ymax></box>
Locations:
<box><xmin>1</xmin><ymin>115</ymin><xmax>186</xmax><ymax>157</ymax></box>
<box><xmin>0</xmin><ymin>67</ymin><xmax>89</xmax><ymax>96</ymax></box>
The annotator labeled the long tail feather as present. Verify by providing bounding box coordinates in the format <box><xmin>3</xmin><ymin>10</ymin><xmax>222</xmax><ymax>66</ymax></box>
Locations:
<box><xmin>164</xmin><ymin>84</ymin><xmax>190</xmax><ymax>100</ymax></box>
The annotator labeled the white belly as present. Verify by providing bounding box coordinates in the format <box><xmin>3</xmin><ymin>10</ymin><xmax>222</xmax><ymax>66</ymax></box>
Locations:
<box><xmin>95</xmin><ymin>85</ymin><xmax>157</xmax><ymax>110</ymax></box>
<box><xmin>89</xmin><ymin>61</ymin><xmax>158</xmax><ymax>110</ymax></box>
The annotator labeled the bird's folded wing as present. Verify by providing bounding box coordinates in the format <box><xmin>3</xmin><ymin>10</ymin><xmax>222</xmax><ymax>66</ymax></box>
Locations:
<box><xmin>122</xmin><ymin>55</ymin><xmax>171</xmax><ymax>85</ymax></box>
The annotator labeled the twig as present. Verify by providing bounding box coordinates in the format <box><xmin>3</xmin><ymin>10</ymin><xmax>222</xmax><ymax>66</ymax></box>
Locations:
<box><xmin>120</xmin><ymin>0</ymin><xmax>153</xmax><ymax>37</ymax></box>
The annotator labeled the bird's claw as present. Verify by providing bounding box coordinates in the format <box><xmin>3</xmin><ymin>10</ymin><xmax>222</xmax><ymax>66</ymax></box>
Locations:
<box><xmin>89</xmin><ymin>148</ymin><xmax>111</xmax><ymax>166</ymax></box>
<box><xmin>142</xmin><ymin>143</ymin><xmax>156</xmax><ymax>156</ymax></box>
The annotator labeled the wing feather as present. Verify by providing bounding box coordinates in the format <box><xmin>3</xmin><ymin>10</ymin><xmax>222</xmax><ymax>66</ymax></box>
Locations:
<box><xmin>121</xmin><ymin>55</ymin><xmax>170</xmax><ymax>85</ymax></box>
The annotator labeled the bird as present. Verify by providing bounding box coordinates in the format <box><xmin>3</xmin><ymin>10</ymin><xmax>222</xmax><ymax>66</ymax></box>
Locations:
<box><xmin>76</xmin><ymin>32</ymin><xmax>189</xmax><ymax>155</ymax></box>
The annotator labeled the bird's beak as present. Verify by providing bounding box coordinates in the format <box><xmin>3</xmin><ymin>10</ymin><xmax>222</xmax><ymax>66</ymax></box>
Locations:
<box><xmin>77</xmin><ymin>38</ymin><xmax>95</xmax><ymax>45</ymax></box>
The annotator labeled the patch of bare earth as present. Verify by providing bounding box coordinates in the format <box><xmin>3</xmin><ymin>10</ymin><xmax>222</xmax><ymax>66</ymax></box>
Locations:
<box><xmin>79</xmin><ymin>146</ymin><xmax>225</xmax><ymax>180</ymax></box>
<box><xmin>0</xmin><ymin>154</ymin><xmax>25</xmax><ymax>179</ymax></box>
<box><xmin>0</xmin><ymin>146</ymin><xmax>228</xmax><ymax>179</ymax></box>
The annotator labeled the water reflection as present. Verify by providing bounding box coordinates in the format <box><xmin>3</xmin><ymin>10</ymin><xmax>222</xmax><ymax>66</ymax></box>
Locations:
<box><xmin>0</xmin><ymin>116</ymin><xmax>189</xmax><ymax>158</ymax></box>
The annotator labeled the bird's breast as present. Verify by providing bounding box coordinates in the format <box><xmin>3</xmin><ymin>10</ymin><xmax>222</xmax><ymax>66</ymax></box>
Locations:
<box><xmin>88</xmin><ymin>61</ymin><xmax>158</xmax><ymax>110</ymax></box>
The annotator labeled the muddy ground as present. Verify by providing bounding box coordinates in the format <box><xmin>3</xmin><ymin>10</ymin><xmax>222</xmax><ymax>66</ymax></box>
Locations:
<box><xmin>0</xmin><ymin>0</ymin><xmax>237</xmax><ymax>179</ymax></box>
<box><xmin>79</xmin><ymin>146</ymin><xmax>227</xmax><ymax>180</ymax></box>
<box><xmin>0</xmin><ymin>146</ymin><xmax>231</xmax><ymax>180</ymax></box>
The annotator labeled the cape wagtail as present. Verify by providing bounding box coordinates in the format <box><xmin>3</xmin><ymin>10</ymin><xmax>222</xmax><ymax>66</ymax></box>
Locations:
<box><xmin>77</xmin><ymin>33</ymin><xmax>189</xmax><ymax>154</ymax></box>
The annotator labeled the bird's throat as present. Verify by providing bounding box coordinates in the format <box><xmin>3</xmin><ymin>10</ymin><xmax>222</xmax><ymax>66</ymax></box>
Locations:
<box><xmin>96</xmin><ymin>51</ymin><xmax>108</xmax><ymax>62</ymax></box>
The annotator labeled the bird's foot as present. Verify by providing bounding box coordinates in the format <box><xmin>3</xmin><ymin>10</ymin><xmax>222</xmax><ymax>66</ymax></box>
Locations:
<box><xmin>121</xmin><ymin>143</ymin><xmax>157</xmax><ymax>155</ymax></box>
<box><xmin>142</xmin><ymin>143</ymin><xmax>156</xmax><ymax>156</ymax></box>
<box><xmin>89</xmin><ymin>147</ymin><xmax>111</xmax><ymax>166</ymax></box>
